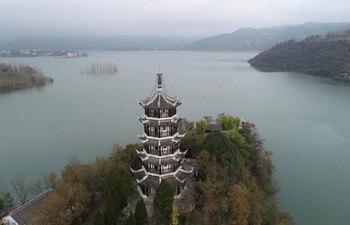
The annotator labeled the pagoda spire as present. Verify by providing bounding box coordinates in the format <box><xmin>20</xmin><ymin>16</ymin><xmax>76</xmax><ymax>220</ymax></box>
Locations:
<box><xmin>157</xmin><ymin>73</ymin><xmax>163</xmax><ymax>91</ymax></box>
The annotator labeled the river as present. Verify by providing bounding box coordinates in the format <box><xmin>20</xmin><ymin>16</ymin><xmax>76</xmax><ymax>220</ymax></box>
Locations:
<box><xmin>1</xmin><ymin>51</ymin><xmax>349</xmax><ymax>225</ymax></box>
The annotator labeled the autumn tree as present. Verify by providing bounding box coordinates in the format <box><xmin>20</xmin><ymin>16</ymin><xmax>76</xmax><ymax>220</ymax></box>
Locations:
<box><xmin>34</xmin><ymin>182</ymin><xmax>91</xmax><ymax>225</ymax></box>
<box><xmin>153</xmin><ymin>181</ymin><xmax>174</xmax><ymax>223</ymax></box>
<box><xmin>61</xmin><ymin>157</ymin><xmax>100</xmax><ymax>196</ymax></box>
<box><xmin>229</xmin><ymin>183</ymin><xmax>250</xmax><ymax>225</ymax></box>
<box><xmin>171</xmin><ymin>201</ymin><xmax>179</xmax><ymax>225</ymax></box>
<box><xmin>135</xmin><ymin>198</ymin><xmax>148</xmax><ymax>225</ymax></box>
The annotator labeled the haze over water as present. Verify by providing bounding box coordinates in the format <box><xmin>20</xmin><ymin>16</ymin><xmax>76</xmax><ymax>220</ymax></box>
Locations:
<box><xmin>0</xmin><ymin>51</ymin><xmax>350</xmax><ymax>225</ymax></box>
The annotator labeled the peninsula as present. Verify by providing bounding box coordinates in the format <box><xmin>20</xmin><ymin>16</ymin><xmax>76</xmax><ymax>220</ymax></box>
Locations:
<box><xmin>0</xmin><ymin>63</ymin><xmax>53</xmax><ymax>92</ymax></box>
<box><xmin>248</xmin><ymin>30</ymin><xmax>350</xmax><ymax>82</ymax></box>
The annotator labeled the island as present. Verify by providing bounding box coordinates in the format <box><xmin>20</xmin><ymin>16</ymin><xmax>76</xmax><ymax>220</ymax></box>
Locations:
<box><xmin>248</xmin><ymin>30</ymin><xmax>350</xmax><ymax>82</ymax></box>
<box><xmin>0</xmin><ymin>63</ymin><xmax>53</xmax><ymax>92</ymax></box>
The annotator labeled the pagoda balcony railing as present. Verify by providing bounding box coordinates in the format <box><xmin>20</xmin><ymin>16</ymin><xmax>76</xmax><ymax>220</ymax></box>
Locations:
<box><xmin>146</xmin><ymin>111</ymin><xmax>176</xmax><ymax>118</ymax></box>
<box><xmin>147</xmin><ymin>149</ymin><xmax>175</xmax><ymax>156</ymax></box>
<box><xmin>146</xmin><ymin>130</ymin><xmax>177</xmax><ymax>138</ymax></box>
<box><xmin>145</xmin><ymin>145</ymin><xmax>179</xmax><ymax>156</ymax></box>
<box><xmin>146</xmin><ymin>167</ymin><xmax>177</xmax><ymax>175</ymax></box>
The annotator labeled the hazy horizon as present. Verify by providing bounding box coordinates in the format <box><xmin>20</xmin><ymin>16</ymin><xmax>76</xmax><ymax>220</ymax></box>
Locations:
<box><xmin>1</xmin><ymin>0</ymin><xmax>350</xmax><ymax>41</ymax></box>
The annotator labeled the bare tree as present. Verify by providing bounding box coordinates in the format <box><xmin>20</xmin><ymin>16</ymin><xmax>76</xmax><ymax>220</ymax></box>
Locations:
<box><xmin>11</xmin><ymin>172</ymin><xmax>30</xmax><ymax>204</ymax></box>
<box><xmin>42</xmin><ymin>171</ymin><xmax>58</xmax><ymax>191</ymax></box>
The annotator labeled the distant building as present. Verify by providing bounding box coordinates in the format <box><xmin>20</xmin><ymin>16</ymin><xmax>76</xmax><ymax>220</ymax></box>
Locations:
<box><xmin>1</xmin><ymin>189</ymin><xmax>52</xmax><ymax>225</ymax></box>
<box><xmin>131</xmin><ymin>73</ymin><xmax>193</xmax><ymax>198</ymax></box>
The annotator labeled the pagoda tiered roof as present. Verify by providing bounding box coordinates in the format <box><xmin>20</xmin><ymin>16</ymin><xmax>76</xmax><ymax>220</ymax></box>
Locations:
<box><xmin>136</xmin><ymin>148</ymin><xmax>187</xmax><ymax>164</ymax></box>
<box><xmin>138</xmin><ymin>90</ymin><xmax>182</xmax><ymax>109</ymax></box>
<box><xmin>138</xmin><ymin>114</ymin><xmax>183</xmax><ymax>125</ymax></box>
<box><xmin>138</xmin><ymin>132</ymin><xmax>185</xmax><ymax>144</ymax></box>
<box><xmin>130</xmin><ymin>164</ymin><xmax>193</xmax><ymax>186</ymax></box>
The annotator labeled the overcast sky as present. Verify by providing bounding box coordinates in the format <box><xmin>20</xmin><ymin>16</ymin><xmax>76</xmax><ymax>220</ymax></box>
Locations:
<box><xmin>1</xmin><ymin>0</ymin><xmax>350</xmax><ymax>40</ymax></box>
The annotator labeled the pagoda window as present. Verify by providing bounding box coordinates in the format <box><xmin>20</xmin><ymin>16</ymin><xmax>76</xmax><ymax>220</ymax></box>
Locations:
<box><xmin>162</xmin><ymin>146</ymin><xmax>171</xmax><ymax>155</ymax></box>
<box><xmin>161</xmin><ymin>109</ymin><xmax>168</xmax><ymax>118</ymax></box>
<box><xmin>162</xmin><ymin>164</ymin><xmax>172</xmax><ymax>173</ymax></box>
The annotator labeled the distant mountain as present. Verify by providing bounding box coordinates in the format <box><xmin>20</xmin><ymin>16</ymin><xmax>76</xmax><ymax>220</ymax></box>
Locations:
<box><xmin>2</xmin><ymin>37</ymin><xmax>194</xmax><ymax>51</ymax></box>
<box><xmin>248</xmin><ymin>30</ymin><xmax>350</xmax><ymax>82</ymax></box>
<box><xmin>184</xmin><ymin>22</ymin><xmax>350</xmax><ymax>51</ymax></box>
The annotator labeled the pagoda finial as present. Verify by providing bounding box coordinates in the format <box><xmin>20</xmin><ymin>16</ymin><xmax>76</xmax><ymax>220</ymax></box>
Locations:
<box><xmin>157</xmin><ymin>73</ymin><xmax>163</xmax><ymax>91</ymax></box>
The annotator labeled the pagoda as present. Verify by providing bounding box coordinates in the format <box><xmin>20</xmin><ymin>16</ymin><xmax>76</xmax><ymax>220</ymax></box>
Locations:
<box><xmin>131</xmin><ymin>73</ymin><xmax>193</xmax><ymax>198</ymax></box>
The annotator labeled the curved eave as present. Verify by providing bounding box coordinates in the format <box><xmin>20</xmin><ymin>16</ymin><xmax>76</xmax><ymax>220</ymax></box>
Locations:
<box><xmin>138</xmin><ymin>114</ymin><xmax>183</xmax><ymax>124</ymax></box>
<box><xmin>138</xmin><ymin>132</ymin><xmax>184</xmax><ymax>142</ymax></box>
<box><xmin>180</xmin><ymin>167</ymin><xmax>194</xmax><ymax>174</ymax></box>
<box><xmin>132</xmin><ymin>166</ymin><xmax>184</xmax><ymax>179</ymax></box>
<box><xmin>136</xmin><ymin>148</ymin><xmax>186</xmax><ymax>159</ymax></box>
<box><xmin>138</xmin><ymin>92</ymin><xmax>182</xmax><ymax>109</ymax></box>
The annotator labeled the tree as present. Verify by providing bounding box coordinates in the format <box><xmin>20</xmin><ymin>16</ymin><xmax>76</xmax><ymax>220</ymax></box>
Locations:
<box><xmin>42</xmin><ymin>171</ymin><xmax>58</xmax><ymax>191</ymax></box>
<box><xmin>0</xmin><ymin>198</ymin><xmax>4</xmax><ymax>214</ymax></box>
<box><xmin>218</xmin><ymin>114</ymin><xmax>240</xmax><ymax>130</ymax></box>
<box><xmin>12</xmin><ymin>172</ymin><xmax>30</xmax><ymax>204</ymax></box>
<box><xmin>135</xmin><ymin>198</ymin><xmax>148</xmax><ymax>225</ymax></box>
<box><xmin>195</xmin><ymin>119</ymin><xmax>207</xmax><ymax>134</ymax></box>
<box><xmin>61</xmin><ymin>158</ymin><xmax>99</xmax><ymax>195</ymax></box>
<box><xmin>202</xmin><ymin>132</ymin><xmax>238</xmax><ymax>174</ymax></box>
<box><xmin>227</xmin><ymin>129</ymin><xmax>249</xmax><ymax>158</ymax></box>
<box><xmin>128</xmin><ymin>212</ymin><xmax>136</xmax><ymax>225</ymax></box>
<box><xmin>34</xmin><ymin>182</ymin><xmax>91</xmax><ymax>225</ymax></box>
<box><xmin>171</xmin><ymin>201</ymin><xmax>179</xmax><ymax>225</ymax></box>
<box><xmin>104</xmin><ymin>168</ymin><xmax>133</xmax><ymax>208</ymax></box>
<box><xmin>0</xmin><ymin>183</ymin><xmax>14</xmax><ymax>213</ymax></box>
<box><xmin>153</xmin><ymin>181</ymin><xmax>174</xmax><ymax>223</ymax></box>
<box><xmin>229</xmin><ymin>183</ymin><xmax>250</xmax><ymax>225</ymax></box>
<box><xmin>93</xmin><ymin>210</ymin><xmax>105</xmax><ymax>225</ymax></box>
<box><xmin>104</xmin><ymin>190</ymin><xmax>117</xmax><ymax>225</ymax></box>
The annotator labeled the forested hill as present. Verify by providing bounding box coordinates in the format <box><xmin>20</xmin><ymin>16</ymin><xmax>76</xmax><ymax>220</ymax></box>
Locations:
<box><xmin>6</xmin><ymin>114</ymin><xmax>293</xmax><ymax>225</ymax></box>
<box><xmin>248</xmin><ymin>30</ymin><xmax>350</xmax><ymax>82</ymax></box>
<box><xmin>184</xmin><ymin>22</ymin><xmax>350</xmax><ymax>51</ymax></box>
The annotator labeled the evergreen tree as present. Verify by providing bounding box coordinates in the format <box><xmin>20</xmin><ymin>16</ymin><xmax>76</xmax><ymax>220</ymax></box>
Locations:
<box><xmin>122</xmin><ymin>217</ymin><xmax>130</xmax><ymax>225</ymax></box>
<box><xmin>2</xmin><ymin>192</ymin><xmax>13</xmax><ymax>213</ymax></box>
<box><xmin>135</xmin><ymin>198</ymin><xmax>148</xmax><ymax>225</ymax></box>
<box><xmin>93</xmin><ymin>210</ymin><xmax>105</xmax><ymax>225</ymax></box>
<box><xmin>128</xmin><ymin>212</ymin><xmax>137</xmax><ymax>225</ymax></box>
<box><xmin>116</xmin><ymin>168</ymin><xmax>134</xmax><ymax>206</ymax></box>
<box><xmin>0</xmin><ymin>198</ymin><xmax>4</xmax><ymax>214</ymax></box>
<box><xmin>104</xmin><ymin>190</ymin><xmax>117</xmax><ymax>225</ymax></box>
<box><xmin>153</xmin><ymin>181</ymin><xmax>174</xmax><ymax>223</ymax></box>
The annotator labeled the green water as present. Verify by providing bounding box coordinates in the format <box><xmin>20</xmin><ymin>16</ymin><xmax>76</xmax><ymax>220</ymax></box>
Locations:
<box><xmin>1</xmin><ymin>51</ymin><xmax>350</xmax><ymax>224</ymax></box>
